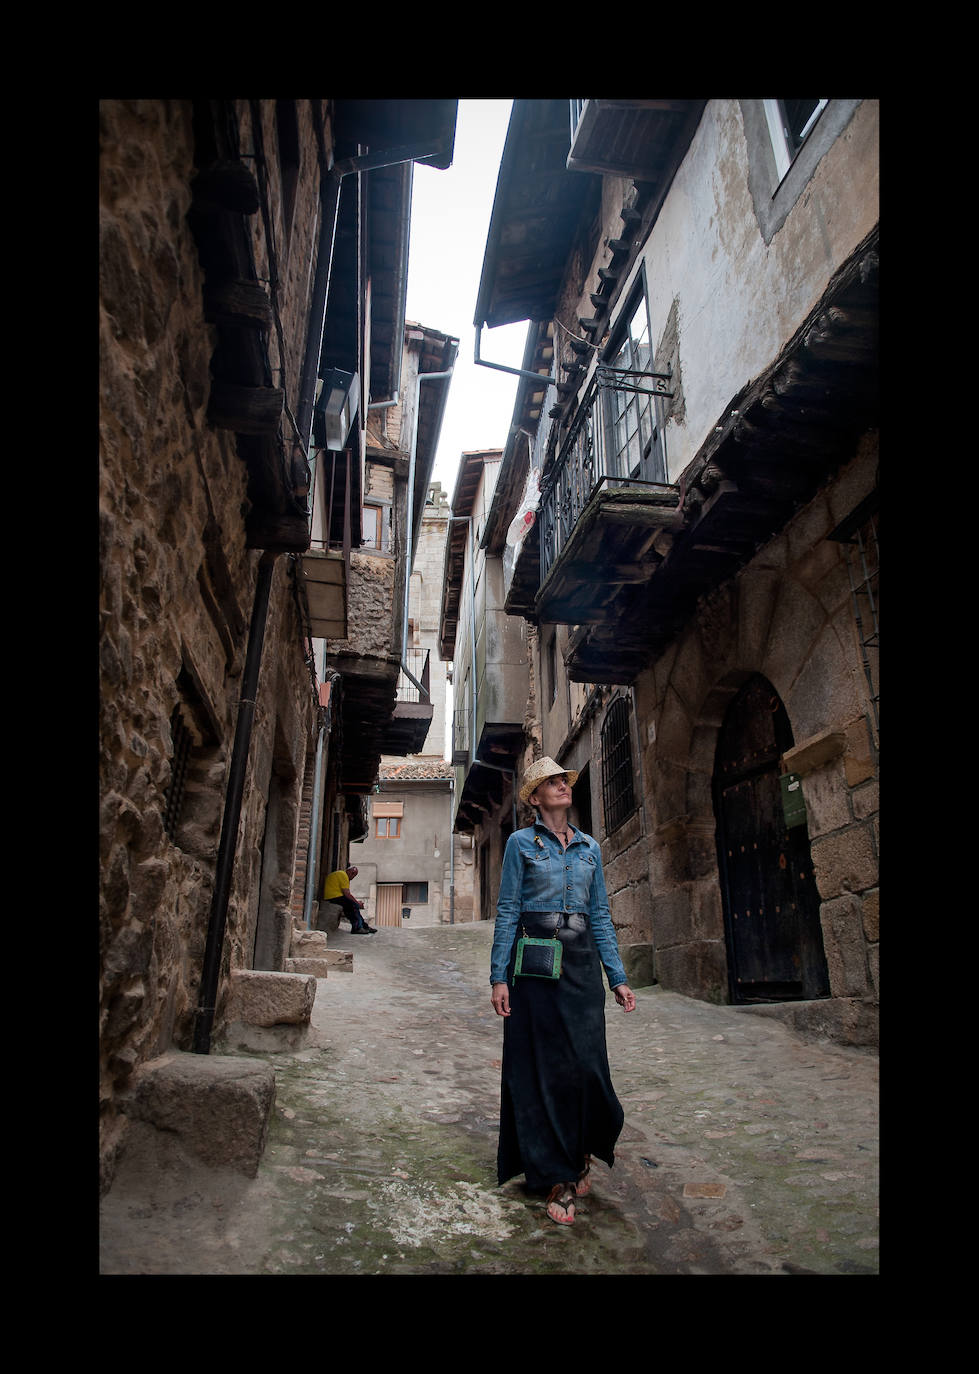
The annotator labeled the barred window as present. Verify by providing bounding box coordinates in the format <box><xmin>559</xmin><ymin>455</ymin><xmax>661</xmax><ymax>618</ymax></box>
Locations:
<box><xmin>163</xmin><ymin>705</ymin><xmax>194</xmax><ymax>840</ymax></box>
<box><xmin>163</xmin><ymin>667</ymin><xmax>219</xmax><ymax>851</ymax></box>
<box><xmin>601</xmin><ymin>695</ymin><xmax>637</xmax><ymax>833</ymax></box>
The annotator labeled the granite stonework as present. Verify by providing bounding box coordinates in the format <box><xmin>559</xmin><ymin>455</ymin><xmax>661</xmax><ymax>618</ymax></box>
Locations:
<box><xmin>100</xmin><ymin>101</ymin><xmax>328</xmax><ymax>1191</ymax></box>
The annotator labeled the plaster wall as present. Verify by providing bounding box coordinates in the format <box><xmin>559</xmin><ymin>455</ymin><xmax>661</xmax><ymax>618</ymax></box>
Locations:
<box><xmin>627</xmin><ymin>98</ymin><xmax>879</xmax><ymax>482</ymax></box>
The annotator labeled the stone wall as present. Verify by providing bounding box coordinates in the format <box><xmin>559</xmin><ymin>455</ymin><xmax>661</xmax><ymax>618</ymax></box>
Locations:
<box><xmin>632</xmin><ymin>439</ymin><xmax>878</xmax><ymax>1029</ymax></box>
<box><xmin>99</xmin><ymin>101</ymin><xmax>323</xmax><ymax>1189</ymax></box>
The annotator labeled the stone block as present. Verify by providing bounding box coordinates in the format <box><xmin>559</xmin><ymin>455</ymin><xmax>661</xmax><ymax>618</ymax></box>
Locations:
<box><xmin>820</xmin><ymin>893</ymin><xmax>871</xmax><ymax>997</ymax></box>
<box><xmin>811</xmin><ymin>824</ymin><xmax>878</xmax><ymax>902</ymax></box>
<box><xmin>843</xmin><ymin>716</ymin><xmax>876</xmax><ymax>787</ymax></box>
<box><xmin>225</xmin><ymin>969</ymin><xmax>316</xmax><ymax>1026</ymax></box>
<box><xmin>324</xmin><ymin>949</ymin><xmax>354</xmax><ymax>973</ymax></box>
<box><xmin>655</xmin><ymin>940</ymin><xmax>728</xmax><ymax>1004</ymax></box>
<box><xmin>290</xmin><ymin>929</ymin><xmax>330</xmax><ymax>959</ymax></box>
<box><xmin>620</xmin><ymin>942</ymin><xmax>657</xmax><ymax>989</ymax></box>
<box><xmin>316</xmin><ymin>901</ymin><xmax>343</xmax><ymax>933</ymax></box>
<box><xmin>120</xmin><ymin>1050</ymin><xmax>275</xmax><ymax>1176</ymax></box>
<box><xmin>284</xmin><ymin>958</ymin><xmax>330</xmax><ymax>978</ymax></box>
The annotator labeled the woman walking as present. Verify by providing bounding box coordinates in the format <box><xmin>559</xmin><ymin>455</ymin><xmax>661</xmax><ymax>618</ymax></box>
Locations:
<box><xmin>490</xmin><ymin>757</ymin><xmax>636</xmax><ymax>1227</ymax></box>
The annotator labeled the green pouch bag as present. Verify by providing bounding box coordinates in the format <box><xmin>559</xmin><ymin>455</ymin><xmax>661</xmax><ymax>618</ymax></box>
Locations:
<box><xmin>514</xmin><ymin>935</ymin><xmax>563</xmax><ymax>980</ymax></box>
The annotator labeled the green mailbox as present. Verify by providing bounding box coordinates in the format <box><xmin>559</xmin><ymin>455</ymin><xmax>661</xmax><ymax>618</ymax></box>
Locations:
<box><xmin>780</xmin><ymin>772</ymin><xmax>808</xmax><ymax>829</ymax></box>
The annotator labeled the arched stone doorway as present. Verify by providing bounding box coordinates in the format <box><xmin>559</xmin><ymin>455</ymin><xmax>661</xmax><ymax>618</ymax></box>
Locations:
<box><xmin>712</xmin><ymin>674</ymin><xmax>829</xmax><ymax>1003</ymax></box>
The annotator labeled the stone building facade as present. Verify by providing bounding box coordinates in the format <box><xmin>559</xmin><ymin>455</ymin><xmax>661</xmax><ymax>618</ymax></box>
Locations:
<box><xmin>99</xmin><ymin>98</ymin><xmax>458</xmax><ymax>1191</ymax></box>
<box><xmin>463</xmin><ymin>99</ymin><xmax>878</xmax><ymax>1048</ymax></box>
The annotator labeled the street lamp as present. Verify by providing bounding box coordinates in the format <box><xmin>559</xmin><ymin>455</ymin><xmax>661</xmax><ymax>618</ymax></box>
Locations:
<box><xmin>314</xmin><ymin>368</ymin><xmax>359</xmax><ymax>451</ymax></box>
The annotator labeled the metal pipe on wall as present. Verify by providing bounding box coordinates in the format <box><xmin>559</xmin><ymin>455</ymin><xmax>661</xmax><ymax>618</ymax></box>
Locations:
<box><xmin>193</xmin><ymin>551</ymin><xmax>278</xmax><ymax>1054</ymax></box>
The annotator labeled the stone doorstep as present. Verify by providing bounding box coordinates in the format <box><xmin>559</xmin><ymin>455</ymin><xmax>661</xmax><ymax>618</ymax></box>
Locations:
<box><xmin>284</xmin><ymin>957</ymin><xmax>331</xmax><ymax>977</ymax></box>
<box><xmin>119</xmin><ymin>1050</ymin><xmax>276</xmax><ymax>1177</ymax></box>
<box><xmin>226</xmin><ymin>968</ymin><xmax>316</xmax><ymax>1026</ymax></box>
<box><xmin>734</xmin><ymin>996</ymin><xmax>879</xmax><ymax>1052</ymax></box>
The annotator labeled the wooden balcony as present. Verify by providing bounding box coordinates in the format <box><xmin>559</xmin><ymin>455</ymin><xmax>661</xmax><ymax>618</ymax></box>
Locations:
<box><xmin>382</xmin><ymin>648</ymin><xmax>434</xmax><ymax>756</ymax></box>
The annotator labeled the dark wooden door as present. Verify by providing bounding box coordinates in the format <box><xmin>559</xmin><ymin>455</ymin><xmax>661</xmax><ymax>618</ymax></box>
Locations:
<box><xmin>713</xmin><ymin>676</ymin><xmax>829</xmax><ymax>1002</ymax></box>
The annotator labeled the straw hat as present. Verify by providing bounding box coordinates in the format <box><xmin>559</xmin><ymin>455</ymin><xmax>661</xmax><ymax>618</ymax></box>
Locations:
<box><xmin>519</xmin><ymin>756</ymin><xmax>579</xmax><ymax>806</ymax></box>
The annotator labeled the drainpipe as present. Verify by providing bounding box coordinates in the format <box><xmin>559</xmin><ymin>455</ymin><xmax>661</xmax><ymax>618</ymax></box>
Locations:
<box><xmin>444</xmin><ymin>513</ymin><xmax>477</xmax><ymax>766</ymax></box>
<box><xmin>474</xmin><ymin>323</ymin><xmax>558</xmax><ymax>387</ymax></box>
<box><xmin>302</xmin><ymin>712</ymin><xmax>328</xmax><ymax>930</ymax></box>
<box><xmin>448</xmin><ymin>774</ymin><xmax>455</xmax><ymax>925</ymax></box>
<box><xmin>400</xmin><ymin>364</ymin><xmax>455</xmax><ymax>696</ymax></box>
<box><xmin>193</xmin><ymin>550</ymin><xmax>278</xmax><ymax>1054</ymax></box>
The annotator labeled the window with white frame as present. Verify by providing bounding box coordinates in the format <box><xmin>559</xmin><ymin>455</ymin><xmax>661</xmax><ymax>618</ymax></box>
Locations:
<box><xmin>603</xmin><ymin>286</ymin><xmax>666</xmax><ymax>484</ymax></box>
<box><xmin>762</xmin><ymin>99</ymin><xmax>828</xmax><ymax>182</ymax></box>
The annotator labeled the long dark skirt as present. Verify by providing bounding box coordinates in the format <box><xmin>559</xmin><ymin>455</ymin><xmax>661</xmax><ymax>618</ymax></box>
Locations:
<box><xmin>497</xmin><ymin>912</ymin><xmax>624</xmax><ymax>1191</ymax></box>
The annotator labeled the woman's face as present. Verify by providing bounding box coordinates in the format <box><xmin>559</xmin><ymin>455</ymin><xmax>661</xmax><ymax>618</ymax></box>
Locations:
<box><xmin>531</xmin><ymin>773</ymin><xmax>571</xmax><ymax>808</ymax></box>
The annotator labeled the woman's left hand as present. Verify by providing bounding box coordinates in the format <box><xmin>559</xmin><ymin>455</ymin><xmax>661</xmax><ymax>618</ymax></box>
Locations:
<box><xmin>613</xmin><ymin>984</ymin><xmax>636</xmax><ymax>1013</ymax></box>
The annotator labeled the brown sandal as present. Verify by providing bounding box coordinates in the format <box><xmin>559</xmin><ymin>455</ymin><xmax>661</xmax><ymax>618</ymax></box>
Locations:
<box><xmin>576</xmin><ymin>1156</ymin><xmax>592</xmax><ymax>1198</ymax></box>
<box><xmin>546</xmin><ymin>1182</ymin><xmax>576</xmax><ymax>1226</ymax></box>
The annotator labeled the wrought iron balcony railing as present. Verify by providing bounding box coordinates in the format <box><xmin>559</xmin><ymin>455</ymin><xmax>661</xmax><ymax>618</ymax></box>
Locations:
<box><xmin>396</xmin><ymin>647</ymin><xmax>431</xmax><ymax>704</ymax></box>
<box><xmin>538</xmin><ymin>366</ymin><xmax>674</xmax><ymax>586</ymax></box>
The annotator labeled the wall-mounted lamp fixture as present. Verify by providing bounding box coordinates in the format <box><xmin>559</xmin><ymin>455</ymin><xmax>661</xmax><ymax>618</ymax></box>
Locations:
<box><xmin>314</xmin><ymin>368</ymin><xmax>360</xmax><ymax>451</ymax></box>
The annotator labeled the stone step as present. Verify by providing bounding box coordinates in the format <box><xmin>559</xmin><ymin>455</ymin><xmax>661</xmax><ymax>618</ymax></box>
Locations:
<box><xmin>218</xmin><ymin>968</ymin><xmax>318</xmax><ymax>1053</ymax></box>
<box><xmin>119</xmin><ymin>1050</ymin><xmax>275</xmax><ymax>1177</ymax></box>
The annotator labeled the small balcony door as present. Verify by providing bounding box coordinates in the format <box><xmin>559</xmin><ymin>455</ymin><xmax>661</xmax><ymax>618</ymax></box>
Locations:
<box><xmin>603</xmin><ymin>292</ymin><xmax>665</xmax><ymax>484</ymax></box>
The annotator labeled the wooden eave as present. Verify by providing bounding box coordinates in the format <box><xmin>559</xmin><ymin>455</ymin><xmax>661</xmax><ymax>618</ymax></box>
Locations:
<box><xmin>566</xmin><ymin>100</ymin><xmax>706</xmax><ymax>181</ymax></box>
<box><xmin>474</xmin><ymin>100</ymin><xmax>601</xmax><ymax>331</ymax></box>
<box><xmin>188</xmin><ymin>104</ymin><xmax>311</xmax><ymax>553</ymax></box>
<box><xmin>437</xmin><ymin>450</ymin><xmax>497</xmax><ymax>661</ymax></box>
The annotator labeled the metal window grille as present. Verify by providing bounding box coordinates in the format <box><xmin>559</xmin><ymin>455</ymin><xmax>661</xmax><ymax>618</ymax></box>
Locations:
<box><xmin>163</xmin><ymin>707</ymin><xmax>193</xmax><ymax>839</ymax></box>
<box><xmin>601</xmin><ymin>696</ymin><xmax>636</xmax><ymax>833</ymax></box>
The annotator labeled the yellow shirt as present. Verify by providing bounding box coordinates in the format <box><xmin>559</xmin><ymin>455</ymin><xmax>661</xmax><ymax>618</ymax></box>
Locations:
<box><xmin>323</xmin><ymin>870</ymin><xmax>351</xmax><ymax>901</ymax></box>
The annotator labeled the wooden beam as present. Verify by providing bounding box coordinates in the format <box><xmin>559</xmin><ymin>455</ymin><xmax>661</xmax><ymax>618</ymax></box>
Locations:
<box><xmin>208</xmin><ymin>381</ymin><xmax>285</xmax><ymax>435</ymax></box>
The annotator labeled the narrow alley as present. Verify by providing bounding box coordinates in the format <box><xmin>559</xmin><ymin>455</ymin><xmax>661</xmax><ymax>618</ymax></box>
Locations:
<box><xmin>99</xmin><ymin>921</ymin><xmax>878</xmax><ymax>1277</ymax></box>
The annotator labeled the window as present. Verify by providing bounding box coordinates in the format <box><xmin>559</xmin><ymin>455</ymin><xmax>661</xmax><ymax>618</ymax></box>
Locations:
<box><xmin>163</xmin><ymin>704</ymin><xmax>195</xmax><ymax>839</ymax></box>
<box><xmin>362</xmin><ymin>504</ymin><xmax>382</xmax><ymax>549</ymax></box>
<box><xmin>601</xmin><ymin>695</ymin><xmax>637</xmax><ymax>834</ymax></box>
<box><xmin>403</xmin><ymin>881</ymin><xmax>429</xmax><ymax>904</ymax></box>
<box><xmin>373</xmin><ymin>799</ymin><xmax>403</xmax><ymax>838</ymax></box>
<box><xmin>762</xmin><ymin>99</ymin><xmax>828</xmax><ymax>182</ymax></box>
<box><xmin>163</xmin><ymin>665</ymin><xmax>220</xmax><ymax>849</ymax></box>
<box><xmin>741</xmin><ymin>100</ymin><xmax>861</xmax><ymax>246</ymax></box>
<box><xmin>603</xmin><ymin>289</ymin><xmax>666</xmax><ymax>483</ymax></box>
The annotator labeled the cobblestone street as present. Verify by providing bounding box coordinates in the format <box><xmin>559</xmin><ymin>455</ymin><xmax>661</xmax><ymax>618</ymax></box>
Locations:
<box><xmin>100</xmin><ymin>921</ymin><xmax>878</xmax><ymax>1277</ymax></box>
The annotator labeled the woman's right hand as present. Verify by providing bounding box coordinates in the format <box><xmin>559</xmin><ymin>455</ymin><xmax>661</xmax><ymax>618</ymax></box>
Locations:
<box><xmin>491</xmin><ymin>982</ymin><xmax>511</xmax><ymax>1017</ymax></box>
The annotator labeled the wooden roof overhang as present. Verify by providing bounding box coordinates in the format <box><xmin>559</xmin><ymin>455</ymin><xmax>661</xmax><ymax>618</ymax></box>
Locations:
<box><xmin>474</xmin><ymin>100</ymin><xmax>601</xmax><ymax>331</ymax></box>
<box><xmin>411</xmin><ymin>328</ymin><xmax>458</xmax><ymax>556</ymax></box>
<box><xmin>565</xmin><ymin>230</ymin><xmax>880</xmax><ymax>683</ymax></box>
<box><xmin>437</xmin><ymin>450</ymin><xmax>495</xmax><ymax>661</ymax></box>
<box><xmin>188</xmin><ymin>99</ymin><xmax>457</xmax><ymax>557</ymax></box>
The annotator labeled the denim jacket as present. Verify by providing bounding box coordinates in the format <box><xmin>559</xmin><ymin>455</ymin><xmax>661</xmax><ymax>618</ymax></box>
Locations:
<box><xmin>489</xmin><ymin>822</ymin><xmax>628</xmax><ymax>990</ymax></box>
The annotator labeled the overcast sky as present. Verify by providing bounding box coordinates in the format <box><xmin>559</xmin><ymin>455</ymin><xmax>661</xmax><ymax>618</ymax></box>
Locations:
<box><xmin>404</xmin><ymin>99</ymin><xmax>530</xmax><ymax>499</ymax></box>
